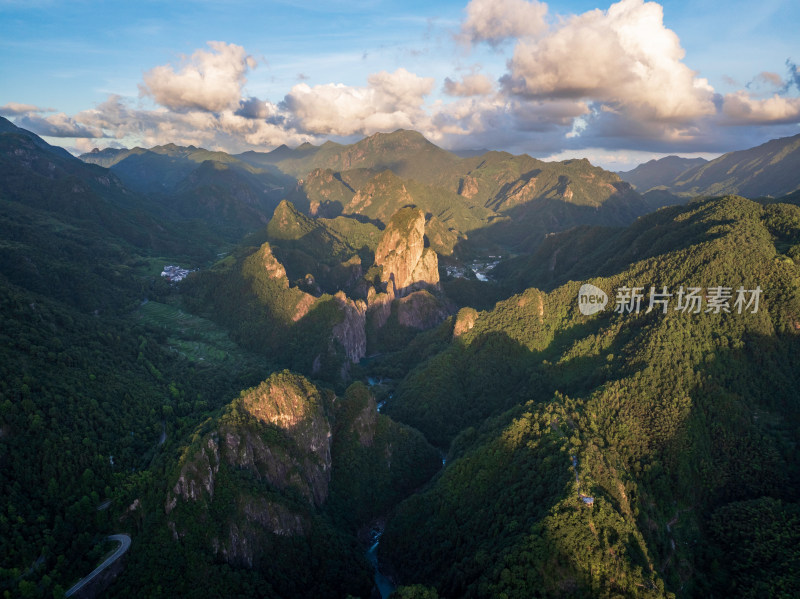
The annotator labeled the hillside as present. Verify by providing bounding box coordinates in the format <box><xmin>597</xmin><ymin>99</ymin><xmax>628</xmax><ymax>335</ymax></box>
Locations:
<box><xmin>618</xmin><ymin>155</ymin><xmax>708</xmax><ymax>191</ymax></box>
<box><xmin>270</xmin><ymin>131</ymin><xmax>650</xmax><ymax>256</ymax></box>
<box><xmin>670</xmin><ymin>133</ymin><xmax>800</xmax><ymax>198</ymax></box>
<box><xmin>238</xmin><ymin>129</ymin><xmax>462</xmax><ymax>185</ymax></box>
<box><xmin>4</xmin><ymin>116</ymin><xmax>800</xmax><ymax>599</ymax></box>
<box><xmin>0</xmin><ymin>120</ymin><xmax>276</xmax><ymax>599</ymax></box>
<box><xmin>79</xmin><ymin>129</ymin><xmax>654</xmax><ymax>256</ymax></box>
<box><xmin>107</xmin><ymin>374</ymin><xmax>439</xmax><ymax>598</ymax></box>
<box><xmin>81</xmin><ymin>143</ymin><xmax>293</xmax><ymax>240</ymax></box>
<box><xmin>379</xmin><ymin>195</ymin><xmax>800</xmax><ymax>597</ymax></box>
<box><xmin>0</xmin><ymin>118</ymin><xmax>222</xmax><ymax>311</ymax></box>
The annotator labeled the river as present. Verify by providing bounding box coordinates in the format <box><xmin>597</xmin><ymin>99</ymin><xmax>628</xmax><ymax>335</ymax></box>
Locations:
<box><xmin>366</xmin><ymin>527</ymin><xmax>396</xmax><ymax>598</ymax></box>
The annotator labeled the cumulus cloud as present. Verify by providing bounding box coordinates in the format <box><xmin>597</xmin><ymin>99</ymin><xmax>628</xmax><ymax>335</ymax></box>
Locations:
<box><xmin>283</xmin><ymin>68</ymin><xmax>434</xmax><ymax>136</ymax></box>
<box><xmin>443</xmin><ymin>73</ymin><xmax>494</xmax><ymax>97</ymax></box>
<box><xmin>460</xmin><ymin>0</ymin><xmax>548</xmax><ymax>45</ymax></box>
<box><xmin>722</xmin><ymin>91</ymin><xmax>800</xmax><ymax>125</ymax></box>
<box><xmin>140</xmin><ymin>41</ymin><xmax>256</xmax><ymax>113</ymax></box>
<box><xmin>5</xmin><ymin>23</ymin><xmax>799</xmax><ymax>164</ymax></box>
<box><xmin>503</xmin><ymin>0</ymin><xmax>716</xmax><ymax>122</ymax></box>
<box><xmin>427</xmin><ymin>93</ymin><xmax>589</xmax><ymax>155</ymax></box>
<box><xmin>235</xmin><ymin>96</ymin><xmax>279</xmax><ymax>120</ymax></box>
<box><xmin>17</xmin><ymin>113</ymin><xmax>105</xmax><ymax>138</ymax></box>
<box><xmin>75</xmin><ymin>94</ymin><xmax>308</xmax><ymax>150</ymax></box>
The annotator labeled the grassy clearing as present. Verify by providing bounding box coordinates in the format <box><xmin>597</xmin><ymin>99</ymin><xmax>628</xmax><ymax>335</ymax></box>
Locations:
<box><xmin>137</xmin><ymin>300</ymin><xmax>268</xmax><ymax>370</ymax></box>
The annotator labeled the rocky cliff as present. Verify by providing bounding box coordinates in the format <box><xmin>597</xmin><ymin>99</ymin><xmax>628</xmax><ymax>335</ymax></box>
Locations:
<box><xmin>330</xmin><ymin>291</ymin><xmax>368</xmax><ymax>366</ymax></box>
<box><xmin>164</xmin><ymin>371</ymin><xmax>332</xmax><ymax>566</ymax></box>
<box><xmin>374</xmin><ymin>206</ymin><xmax>440</xmax><ymax>297</ymax></box>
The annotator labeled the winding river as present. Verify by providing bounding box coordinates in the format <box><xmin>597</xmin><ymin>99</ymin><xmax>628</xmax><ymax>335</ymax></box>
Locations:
<box><xmin>366</xmin><ymin>527</ymin><xmax>396</xmax><ymax>598</ymax></box>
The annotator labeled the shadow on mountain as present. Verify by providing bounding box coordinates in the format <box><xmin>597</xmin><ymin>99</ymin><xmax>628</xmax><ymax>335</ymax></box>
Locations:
<box><xmin>493</xmin><ymin>198</ymin><xmax>738</xmax><ymax>293</ymax></box>
<box><xmin>455</xmin><ymin>186</ymin><xmax>646</xmax><ymax>257</ymax></box>
<box><xmin>384</xmin><ymin>307</ymin><xmax>645</xmax><ymax>449</ymax></box>
<box><xmin>380</xmin><ymin>319</ymin><xmax>800</xmax><ymax>597</ymax></box>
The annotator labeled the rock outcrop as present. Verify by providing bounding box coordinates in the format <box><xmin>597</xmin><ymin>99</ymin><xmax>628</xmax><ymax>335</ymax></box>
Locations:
<box><xmin>165</xmin><ymin>372</ymin><xmax>332</xmax><ymax>566</ymax></box>
<box><xmin>367</xmin><ymin>285</ymin><xmax>394</xmax><ymax>330</ymax></box>
<box><xmin>254</xmin><ymin>241</ymin><xmax>289</xmax><ymax>287</ymax></box>
<box><xmin>453</xmin><ymin>307</ymin><xmax>479</xmax><ymax>338</ymax></box>
<box><xmin>374</xmin><ymin>206</ymin><xmax>440</xmax><ymax>297</ymax></box>
<box><xmin>330</xmin><ymin>291</ymin><xmax>367</xmax><ymax>364</ymax></box>
<box><xmin>243</xmin><ymin>241</ymin><xmax>318</xmax><ymax>322</ymax></box>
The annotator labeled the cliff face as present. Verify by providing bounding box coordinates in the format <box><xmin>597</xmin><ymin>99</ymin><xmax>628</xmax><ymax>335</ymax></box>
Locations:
<box><xmin>367</xmin><ymin>285</ymin><xmax>394</xmax><ymax>330</ymax></box>
<box><xmin>254</xmin><ymin>241</ymin><xmax>289</xmax><ymax>287</ymax></box>
<box><xmin>453</xmin><ymin>307</ymin><xmax>479</xmax><ymax>338</ymax></box>
<box><xmin>159</xmin><ymin>375</ymin><xmax>442</xmax><ymax>587</ymax></box>
<box><xmin>235</xmin><ymin>373</ymin><xmax>333</xmax><ymax>505</ymax></box>
<box><xmin>374</xmin><ymin>206</ymin><xmax>440</xmax><ymax>297</ymax></box>
<box><xmin>330</xmin><ymin>291</ymin><xmax>367</xmax><ymax>364</ymax></box>
<box><xmin>164</xmin><ymin>371</ymin><xmax>332</xmax><ymax>566</ymax></box>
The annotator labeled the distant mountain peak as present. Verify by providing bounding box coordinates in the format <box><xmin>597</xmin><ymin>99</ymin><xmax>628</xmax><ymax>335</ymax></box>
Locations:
<box><xmin>267</xmin><ymin>199</ymin><xmax>315</xmax><ymax>241</ymax></box>
<box><xmin>619</xmin><ymin>155</ymin><xmax>709</xmax><ymax>192</ymax></box>
<box><xmin>360</xmin><ymin>128</ymin><xmax>434</xmax><ymax>148</ymax></box>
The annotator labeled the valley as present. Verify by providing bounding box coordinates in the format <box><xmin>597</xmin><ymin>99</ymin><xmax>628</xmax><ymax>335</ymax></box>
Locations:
<box><xmin>1</xmin><ymin>117</ymin><xmax>799</xmax><ymax>598</ymax></box>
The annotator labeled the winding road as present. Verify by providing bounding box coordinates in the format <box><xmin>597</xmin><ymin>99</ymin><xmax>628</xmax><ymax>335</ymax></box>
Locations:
<box><xmin>65</xmin><ymin>534</ymin><xmax>131</xmax><ymax>598</ymax></box>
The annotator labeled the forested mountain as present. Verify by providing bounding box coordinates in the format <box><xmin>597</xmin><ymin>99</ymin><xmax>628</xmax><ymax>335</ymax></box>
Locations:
<box><xmin>618</xmin><ymin>133</ymin><xmax>800</xmax><ymax>199</ymax></box>
<box><xmin>0</xmin><ymin>121</ymin><xmax>276</xmax><ymax>598</ymax></box>
<box><xmin>80</xmin><ymin>143</ymin><xmax>293</xmax><ymax>241</ymax></box>
<box><xmin>669</xmin><ymin>133</ymin><xmax>800</xmax><ymax>198</ymax></box>
<box><xmin>3</xmin><ymin>118</ymin><xmax>800</xmax><ymax>598</ymax></box>
<box><xmin>269</xmin><ymin>131</ymin><xmax>648</xmax><ymax>255</ymax></box>
<box><xmin>618</xmin><ymin>156</ymin><xmax>708</xmax><ymax>192</ymax></box>
<box><xmin>0</xmin><ymin>117</ymin><xmax>222</xmax><ymax>311</ymax></box>
<box><xmin>82</xmin><ymin>128</ymin><xmax>652</xmax><ymax>256</ymax></box>
<box><xmin>380</xmin><ymin>195</ymin><xmax>800</xmax><ymax>597</ymax></box>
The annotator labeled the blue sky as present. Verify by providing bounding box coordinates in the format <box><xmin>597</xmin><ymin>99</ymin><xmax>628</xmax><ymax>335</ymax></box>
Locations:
<box><xmin>1</xmin><ymin>0</ymin><xmax>799</xmax><ymax>169</ymax></box>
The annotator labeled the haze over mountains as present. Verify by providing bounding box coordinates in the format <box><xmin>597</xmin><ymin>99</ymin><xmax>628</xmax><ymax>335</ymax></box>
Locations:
<box><xmin>619</xmin><ymin>133</ymin><xmax>800</xmax><ymax>198</ymax></box>
<box><xmin>2</xmin><ymin>115</ymin><xmax>800</xmax><ymax>598</ymax></box>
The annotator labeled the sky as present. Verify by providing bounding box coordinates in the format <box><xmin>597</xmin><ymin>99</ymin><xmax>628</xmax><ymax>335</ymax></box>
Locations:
<box><xmin>1</xmin><ymin>0</ymin><xmax>799</xmax><ymax>170</ymax></box>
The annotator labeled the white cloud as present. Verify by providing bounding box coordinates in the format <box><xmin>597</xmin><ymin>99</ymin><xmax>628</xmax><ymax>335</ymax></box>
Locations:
<box><xmin>503</xmin><ymin>0</ymin><xmax>716</xmax><ymax>122</ymax></box>
<box><xmin>80</xmin><ymin>94</ymin><xmax>311</xmax><ymax>150</ymax></box>
<box><xmin>722</xmin><ymin>91</ymin><xmax>800</xmax><ymax>125</ymax></box>
<box><xmin>443</xmin><ymin>73</ymin><xmax>494</xmax><ymax>97</ymax></box>
<box><xmin>283</xmin><ymin>68</ymin><xmax>434</xmax><ymax>136</ymax></box>
<box><xmin>140</xmin><ymin>41</ymin><xmax>256</xmax><ymax>113</ymax></box>
<box><xmin>460</xmin><ymin>0</ymin><xmax>548</xmax><ymax>45</ymax></box>
<box><xmin>6</xmin><ymin>23</ymin><xmax>800</xmax><ymax>162</ymax></box>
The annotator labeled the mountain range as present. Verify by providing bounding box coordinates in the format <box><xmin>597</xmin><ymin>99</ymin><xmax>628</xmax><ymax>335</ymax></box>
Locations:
<box><xmin>619</xmin><ymin>133</ymin><xmax>800</xmax><ymax>199</ymax></box>
<box><xmin>2</xmin><ymin>116</ymin><xmax>800</xmax><ymax>599</ymax></box>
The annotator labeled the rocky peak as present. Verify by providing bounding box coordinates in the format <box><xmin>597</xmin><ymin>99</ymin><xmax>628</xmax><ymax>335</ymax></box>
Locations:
<box><xmin>374</xmin><ymin>206</ymin><xmax>440</xmax><ymax>297</ymax></box>
<box><xmin>166</xmin><ymin>371</ymin><xmax>333</xmax><ymax>529</ymax></box>
<box><xmin>240</xmin><ymin>371</ymin><xmax>324</xmax><ymax>431</ymax></box>
<box><xmin>267</xmin><ymin>199</ymin><xmax>313</xmax><ymax>240</ymax></box>
<box><xmin>253</xmin><ymin>242</ymin><xmax>289</xmax><ymax>287</ymax></box>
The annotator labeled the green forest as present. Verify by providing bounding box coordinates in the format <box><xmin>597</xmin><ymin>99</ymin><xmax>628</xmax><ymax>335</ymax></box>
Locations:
<box><xmin>2</xmin><ymin>117</ymin><xmax>799</xmax><ymax>598</ymax></box>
